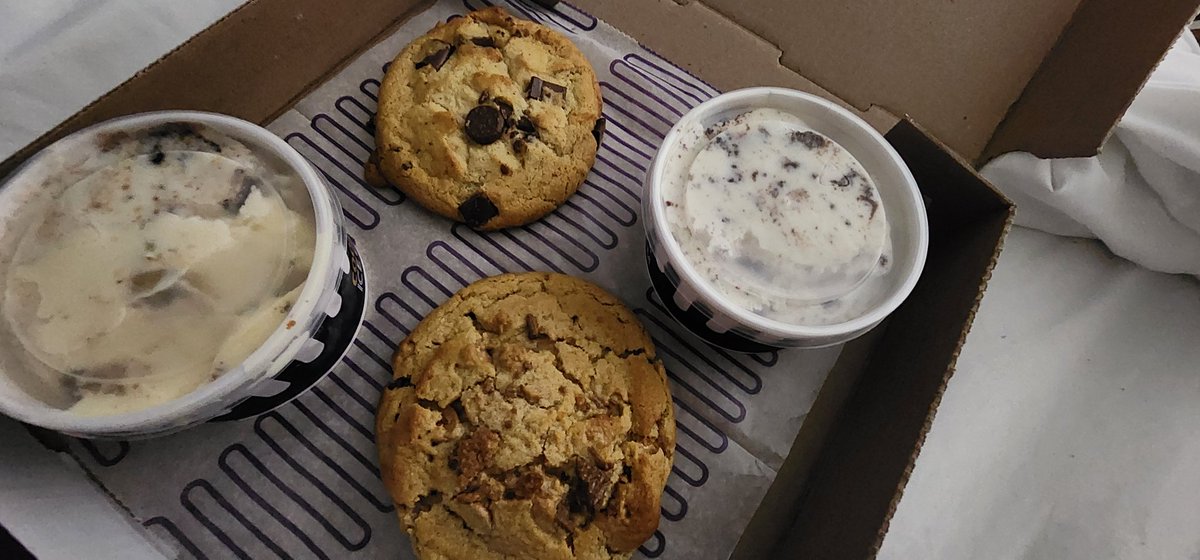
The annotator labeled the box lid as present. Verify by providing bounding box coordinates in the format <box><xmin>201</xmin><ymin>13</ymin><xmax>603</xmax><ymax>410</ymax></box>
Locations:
<box><xmin>576</xmin><ymin>0</ymin><xmax>1199</xmax><ymax>162</ymax></box>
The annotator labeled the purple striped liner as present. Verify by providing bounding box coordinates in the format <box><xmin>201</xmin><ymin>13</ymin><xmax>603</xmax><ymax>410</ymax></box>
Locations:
<box><xmin>93</xmin><ymin>4</ymin><xmax>814</xmax><ymax>558</ymax></box>
<box><xmin>463</xmin><ymin>0</ymin><xmax>598</xmax><ymax>31</ymax></box>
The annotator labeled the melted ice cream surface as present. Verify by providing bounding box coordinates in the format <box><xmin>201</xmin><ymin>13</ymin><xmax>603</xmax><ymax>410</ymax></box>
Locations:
<box><xmin>0</xmin><ymin>123</ymin><xmax>314</xmax><ymax>415</ymax></box>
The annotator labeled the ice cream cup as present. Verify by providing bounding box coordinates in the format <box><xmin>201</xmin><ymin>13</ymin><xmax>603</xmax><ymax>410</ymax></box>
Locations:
<box><xmin>0</xmin><ymin>111</ymin><xmax>366</xmax><ymax>438</ymax></box>
<box><xmin>644</xmin><ymin>88</ymin><xmax>928</xmax><ymax>350</ymax></box>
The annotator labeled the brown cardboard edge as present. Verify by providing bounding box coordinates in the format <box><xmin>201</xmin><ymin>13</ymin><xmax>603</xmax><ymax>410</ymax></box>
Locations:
<box><xmin>661</xmin><ymin>0</ymin><xmax>1188</xmax><ymax>164</ymax></box>
<box><xmin>870</xmin><ymin>126</ymin><xmax>1015</xmax><ymax>557</ymax></box>
<box><xmin>682</xmin><ymin>0</ymin><xmax>1067</xmax><ymax>164</ymax></box>
<box><xmin>247</xmin><ymin>0</ymin><xmax>437</xmax><ymax>124</ymax></box>
<box><xmin>570</xmin><ymin>0</ymin><xmax>900</xmax><ymax>135</ymax></box>
<box><xmin>228</xmin><ymin>0</ymin><xmax>435</xmax><ymax>127</ymax></box>
<box><xmin>982</xmin><ymin>0</ymin><xmax>1200</xmax><ymax>162</ymax></box>
<box><xmin>730</xmin><ymin>327</ymin><xmax>885</xmax><ymax>560</ymax></box>
<box><xmin>765</xmin><ymin>119</ymin><xmax>1015</xmax><ymax>559</ymax></box>
<box><xmin>779</xmin><ymin>217</ymin><xmax>1013</xmax><ymax>559</ymax></box>
<box><xmin>869</xmin><ymin>220</ymin><xmax>1015</xmax><ymax>554</ymax></box>
<box><xmin>907</xmin><ymin>118</ymin><xmax>1016</xmax><ymax>210</ymax></box>
<box><xmin>0</xmin><ymin>0</ymin><xmax>433</xmax><ymax>179</ymax></box>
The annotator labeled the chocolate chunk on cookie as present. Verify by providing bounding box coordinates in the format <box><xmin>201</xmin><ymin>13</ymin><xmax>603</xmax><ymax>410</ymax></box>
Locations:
<box><xmin>415</xmin><ymin>43</ymin><xmax>455</xmax><ymax>70</ymax></box>
<box><xmin>527</xmin><ymin>76</ymin><xmax>567</xmax><ymax>102</ymax></box>
<box><xmin>457</xmin><ymin>193</ymin><xmax>500</xmax><ymax>228</ymax></box>
<box><xmin>373</xmin><ymin>7</ymin><xmax>602</xmax><ymax>230</ymax></box>
<box><xmin>493</xmin><ymin>98</ymin><xmax>514</xmax><ymax>124</ymax></box>
<box><xmin>464</xmin><ymin>105</ymin><xmax>506</xmax><ymax>145</ymax></box>
<box><xmin>363</xmin><ymin>151</ymin><xmax>390</xmax><ymax>188</ymax></box>
<box><xmin>592</xmin><ymin>117</ymin><xmax>606</xmax><ymax>145</ymax></box>
<box><xmin>376</xmin><ymin>273</ymin><xmax>675</xmax><ymax>560</ymax></box>
<box><xmin>514</xmin><ymin>115</ymin><xmax>537</xmax><ymax>136</ymax></box>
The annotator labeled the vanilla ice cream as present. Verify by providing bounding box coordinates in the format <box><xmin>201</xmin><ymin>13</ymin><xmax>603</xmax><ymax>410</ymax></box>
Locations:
<box><xmin>0</xmin><ymin>122</ymin><xmax>315</xmax><ymax>416</ymax></box>
<box><xmin>662</xmin><ymin>108</ymin><xmax>895</xmax><ymax>325</ymax></box>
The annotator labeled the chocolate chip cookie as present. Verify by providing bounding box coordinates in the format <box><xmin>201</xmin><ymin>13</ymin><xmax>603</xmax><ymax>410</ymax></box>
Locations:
<box><xmin>376</xmin><ymin>272</ymin><xmax>675</xmax><ymax>559</ymax></box>
<box><xmin>371</xmin><ymin>8</ymin><xmax>604</xmax><ymax>230</ymax></box>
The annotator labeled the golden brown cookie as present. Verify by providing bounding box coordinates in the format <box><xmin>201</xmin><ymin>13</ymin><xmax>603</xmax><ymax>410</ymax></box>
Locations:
<box><xmin>371</xmin><ymin>8</ymin><xmax>604</xmax><ymax>230</ymax></box>
<box><xmin>376</xmin><ymin>272</ymin><xmax>675</xmax><ymax>560</ymax></box>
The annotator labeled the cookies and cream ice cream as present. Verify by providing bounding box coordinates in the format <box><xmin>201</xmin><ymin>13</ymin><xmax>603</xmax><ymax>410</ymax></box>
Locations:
<box><xmin>662</xmin><ymin>108</ymin><xmax>894</xmax><ymax>325</ymax></box>
<box><xmin>0</xmin><ymin>122</ymin><xmax>315</xmax><ymax>416</ymax></box>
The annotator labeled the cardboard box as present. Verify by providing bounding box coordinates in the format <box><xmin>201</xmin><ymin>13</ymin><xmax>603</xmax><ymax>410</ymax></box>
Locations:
<box><xmin>1</xmin><ymin>0</ymin><xmax>1194</xmax><ymax>557</ymax></box>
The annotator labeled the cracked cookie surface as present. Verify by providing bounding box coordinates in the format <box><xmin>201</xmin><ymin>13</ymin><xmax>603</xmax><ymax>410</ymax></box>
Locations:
<box><xmin>376</xmin><ymin>272</ymin><xmax>675</xmax><ymax>559</ymax></box>
<box><xmin>371</xmin><ymin>7</ymin><xmax>603</xmax><ymax>230</ymax></box>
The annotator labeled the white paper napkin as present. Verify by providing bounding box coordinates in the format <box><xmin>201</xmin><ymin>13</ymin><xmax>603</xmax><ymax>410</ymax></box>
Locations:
<box><xmin>981</xmin><ymin>31</ymin><xmax>1200</xmax><ymax>275</ymax></box>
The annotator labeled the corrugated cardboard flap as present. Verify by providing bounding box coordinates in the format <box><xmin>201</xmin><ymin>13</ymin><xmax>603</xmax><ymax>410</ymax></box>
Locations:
<box><xmin>588</xmin><ymin>0</ymin><xmax>1197</xmax><ymax>162</ymax></box>
<box><xmin>775</xmin><ymin>120</ymin><xmax>1014</xmax><ymax>558</ymax></box>
<box><xmin>983</xmin><ymin>0</ymin><xmax>1200</xmax><ymax>160</ymax></box>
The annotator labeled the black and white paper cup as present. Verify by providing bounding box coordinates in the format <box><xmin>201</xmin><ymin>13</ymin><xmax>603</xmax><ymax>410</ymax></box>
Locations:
<box><xmin>643</xmin><ymin>88</ymin><xmax>929</xmax><ymax>350</ymax></box>
<box><xmin>209</xmin><ymin>236</ymin><xmax>365</xmax><ymax>423</ymax></box>
<box><xmin>0</xmin><ymin>111</ymin><xmax>364</xmax><ymax>438</ymax></box>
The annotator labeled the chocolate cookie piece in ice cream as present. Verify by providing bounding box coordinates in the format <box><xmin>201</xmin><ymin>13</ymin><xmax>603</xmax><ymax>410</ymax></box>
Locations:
<box><xmin>663</xmin><ymin>108</ymin><xmax>895</xmax><ymax>326</ymax></box>
<box><xmin>0</xmin><ymin>122</ymin><xmax>315</xmax><ymax>416</ymax></box>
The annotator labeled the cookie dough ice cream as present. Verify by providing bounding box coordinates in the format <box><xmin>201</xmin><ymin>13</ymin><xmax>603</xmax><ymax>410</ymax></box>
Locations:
<box><xmin>662</xmin><ymin>108</ymin><xmax>894</xmax><ymax>325</ymax></box>
<box><xmin>0</xmin><ymin>122</ymin><xmax>315</xmax><ymax>416</ymax></box>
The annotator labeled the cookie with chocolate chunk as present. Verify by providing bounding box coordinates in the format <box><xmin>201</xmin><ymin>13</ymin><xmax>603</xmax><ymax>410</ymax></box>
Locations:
<box><xmin>376</xmin><ymin>272</ymin><xmax>675</xmax><ymax>559</ymax></box>
<box><xmin>372</xmin><ymin>7</ymin><xmax>603</xmax><ymax>230</ymax></box>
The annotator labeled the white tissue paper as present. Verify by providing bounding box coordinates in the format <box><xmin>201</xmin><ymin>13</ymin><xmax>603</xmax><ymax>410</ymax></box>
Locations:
<box><xmin>981</xmin><ymin>31</ymin><xmax>1200</xmax><ymax>275</ymax></box>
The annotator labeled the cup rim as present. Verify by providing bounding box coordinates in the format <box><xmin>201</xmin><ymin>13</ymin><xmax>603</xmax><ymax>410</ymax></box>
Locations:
<box><xmin>646</xmin><ymin>87</ymin><xmax>929</xmax><ymax>340</ymax></box>
<box><xmin>0</xmin><ymin>110</ymin><xmax>341</xmax><ymax>435</ymax></box>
